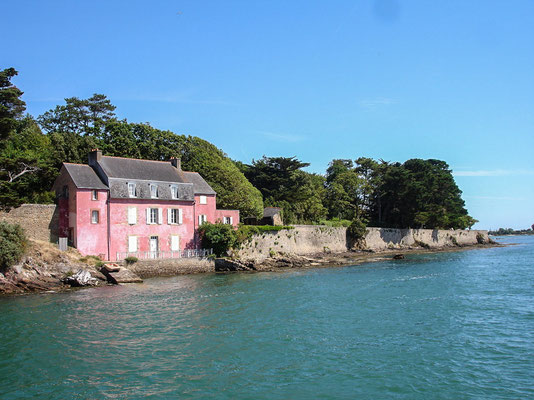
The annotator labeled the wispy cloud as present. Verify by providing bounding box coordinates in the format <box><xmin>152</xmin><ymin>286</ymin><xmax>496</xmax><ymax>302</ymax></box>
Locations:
<box><xmin>358</xmin><ymin>97</ymin><xmax>397</xmax><ymax>110</ymax></box>
<box><xmin>453</xmin><ymin>169</ymin><xmax>534</xmax><ymax>177</ymax></box>
<box><xmin>259</xmin><ymin>131</ymin><xmax>306</xmax><ymax>143</ymax></box>
<box><xmin>117</xmin><ymin>94</ymin><xmax>240</xmax><ymax>106</ymax></box>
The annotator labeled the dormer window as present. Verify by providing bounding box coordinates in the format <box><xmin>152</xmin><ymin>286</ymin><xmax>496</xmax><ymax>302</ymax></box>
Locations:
<box><xmin>150</xmin><ymin>184</ymin><xmax>159</xmax><ymax>198</ymax></box>
<box><xmin>171</xmin><ymin>185</ymin><xmax>178</xmax><ymax>199</ymax></box>
<box><xmin>128</xmin><ymin>183</ymin><xmax>137</xmax><ymax>198</ymax></box>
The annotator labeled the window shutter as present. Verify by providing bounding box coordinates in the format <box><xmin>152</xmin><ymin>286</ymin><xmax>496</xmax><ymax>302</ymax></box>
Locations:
<box><xmin>128</xmin><ymin>207</ymin><xmax>137</xmax><ymax>225</ymax></box>
<box><xmin>146</xmin><ymin>208</ymin><xmax>151</xmax><ymax>225</ymax></box>
<box><xmin>178</xmin><ymin>209</ymin><xmax>183</xmax><ymax>224</ymax></box>
<box><xmin>128</xmin><ymin>236</ymin><xmax>137</xmax><ymax>252</ymax></box>
<box><xmin>230</xmin><ymin>217</ymin><xmax>233</xmax><ymax>225</ymax></box>
<box><xmin>171</xmin><ymin>235</ymin><xmax>179</xmax><ymax>251</ymax></box>
<box><xmin>167</xmin><ymin>209</ymin><xmax>172</xmax><ymax>224</ymax></box>
<box><xmin>158</xmin><ymin>208</ymin><xmax>163</xmax><ymax>224</ymax></box>
<box><xmin>198</xmin><ymin>215</ymin><xmax>202</xmax><ymax>225</ymax></box>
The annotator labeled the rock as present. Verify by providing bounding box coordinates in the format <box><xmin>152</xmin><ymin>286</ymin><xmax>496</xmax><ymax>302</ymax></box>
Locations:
<box><xmin>393</xmin><ymin>254</ymin><xmax>405</xmax><ymax>260</ymax></box>
<box><xmin>90</xmin><ymin>270</ymin><xmax>108</xmax><ymax>281</ymax></box>
<box><xmin>62</xmin><ymin>269</ymin><xmax>99</xmax><ymax>287</ymax></box>
<box><xmin>101</xmin><ymin>263</ymin><xmax>121</xmax><ymax>272</ymax></box>
<box><xmin>100</xmin><ymin>266</ymin><xmax>143</xmax><ymax>284</ymax></box>
<box><xmin>215</xmin><ymin>258</ymin><xmax>256</xmax><ymax>272</ymax></box>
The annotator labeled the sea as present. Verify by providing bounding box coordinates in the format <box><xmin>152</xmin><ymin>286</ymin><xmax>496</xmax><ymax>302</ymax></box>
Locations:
<box><xmin>1</xmin><ymin>235</ymin><xmax>533</xmax><ymax>399</ymax></box>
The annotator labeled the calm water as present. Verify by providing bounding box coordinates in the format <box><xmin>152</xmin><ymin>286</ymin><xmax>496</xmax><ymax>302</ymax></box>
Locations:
<box><xmin>1</xmin><ymin>236</ymin><xmax>533</xmax><ymax>399</ymax></box>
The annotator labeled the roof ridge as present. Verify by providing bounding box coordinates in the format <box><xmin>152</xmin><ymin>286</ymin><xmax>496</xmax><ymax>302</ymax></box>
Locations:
<box><xmin>102</xmin><ymin>155</ymin><xmax>171</xmax><ymax>164</ymax></box>
<box><xmin>64</xmin><ymin>162</ymin><xmax>90</xmax><ymax>166</ymax></box>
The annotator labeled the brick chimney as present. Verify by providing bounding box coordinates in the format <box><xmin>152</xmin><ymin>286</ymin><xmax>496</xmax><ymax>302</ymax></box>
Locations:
<box><xmin>170</xmin><ymin>157</ymin><xmax>181</xmax><ymax>170</ymax></box>
<box><xmin>88</xmin><ymin>149</ymin><xmax>102</xmax><ymax>166</ymax></box>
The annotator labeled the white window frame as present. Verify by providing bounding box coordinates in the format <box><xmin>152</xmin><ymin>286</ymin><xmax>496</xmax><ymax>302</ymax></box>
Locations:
<box><xmin>223</xmin><ymin>216</ymin><xmax>233</xmax><ymax>225</ymax></box>
<box><xmin>150</xmin><ymin>184</ymin><xmax>159</xmax><ymax>198</ymax></box>
<box><xmin>147</xmin><ymin>207</ymin><xmax>162</xmax><ymax>225</ymax></box>
<box><xmin>171</xmin><ymin>185</ymin><xmax>178</xmax><ymax>199</ymax></box>
<box><xmin>128</xmin><ymin>207</ymin><xmax>137</xmax><ymax>225</ymax></box>
<box><xmin>198</xmin><ymin>214</ymin><xmax>207</xmax><ymax>225</ymax></box>
<box><xmin>168</xmin><ymin>208</ymin><xmax>183</xmax><ymax>225</ymax></box>
<box><xmin>199</xmin><ymin>195</ymin><xmax>207</xmax><ymax>205</ymax></box>
<box><xmin>91</xmin><ymin>210</ymin><xmax>99</xmax><ymax>224</ymax></box>
<box><xmin>128</xmin><ymin>183</ymin><xmax>137</xmax><ymax>198</ymax></box>
<box><xmin>92</xmin><ymin>190</ymin><xmax>98</xmax><ymax>201</ymax></box>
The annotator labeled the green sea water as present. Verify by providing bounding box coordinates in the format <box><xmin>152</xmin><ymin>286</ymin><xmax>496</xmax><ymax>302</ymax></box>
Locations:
<box><xmin>1</xmin><ymin>236</ymin><xmax>533</xmax><ymax>399</ymax></box>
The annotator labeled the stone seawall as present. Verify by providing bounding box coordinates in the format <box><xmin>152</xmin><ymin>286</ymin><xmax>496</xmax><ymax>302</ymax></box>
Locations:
<box><xmin>0</xmin><ymin>204</ymin><xmax>59</xmax><ymax>242</ymax></box>
<box><xmin>237</xmin><ymin>226</ymin><xmax>489</xmax><ymax>262</ymax></box>
<box><xmin>129</xmin><ymin>258</ymin><xmax>215</xmax><ymax>278</ymax></box>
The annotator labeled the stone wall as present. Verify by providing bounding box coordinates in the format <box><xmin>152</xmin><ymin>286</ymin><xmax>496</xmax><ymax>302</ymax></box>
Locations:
<box><xmin>237</xmin><ymin>225</ymin><xmax>489</xmax><ymax>262</ymax></box>
<box><xmin>0</xmin><ymin>204</ymin><xmax>59</xmax><ymax>242</ymax></box>
<box><xmin>128</xmin><ymin>258</ymin><xmax>215</xmax><ymax>278</ymax></box>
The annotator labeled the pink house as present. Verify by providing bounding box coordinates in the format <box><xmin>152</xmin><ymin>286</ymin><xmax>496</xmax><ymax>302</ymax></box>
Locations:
<box><xmin>52</xmin><ymin>150</ymin><xmax>239</xmax><ymax>261</ymax></box>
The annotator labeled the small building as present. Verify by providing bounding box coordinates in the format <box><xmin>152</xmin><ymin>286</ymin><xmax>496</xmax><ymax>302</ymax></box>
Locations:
<box><xmin>244</xmin><ymin>207</ymin><xmax>283</xmax><ymax>226</ymax></box>
<box><xmin>52</xmin><ymin>150</ymin><xmax>239</xmax><ymax>261</ymax></box>
<box><xmin>262</xmin><ymin>207</ymin><xmax>283</xmax><ymax>226</ymax></box>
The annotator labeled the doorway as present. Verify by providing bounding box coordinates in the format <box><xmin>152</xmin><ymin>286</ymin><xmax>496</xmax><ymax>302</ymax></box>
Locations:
<box><xmin>149</xmin><ymin>236</ymin><xmax>159</xmax><ymax>258</ymax></box>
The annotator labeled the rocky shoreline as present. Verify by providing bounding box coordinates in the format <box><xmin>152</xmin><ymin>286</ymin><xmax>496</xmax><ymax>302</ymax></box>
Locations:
<box><xmin>215</xmin><ymin>242</ymin><xmax>503</xmax><ymax>272</ymax></box>
<box><xmin>0</xmin><ymin>240</ymin><xmax>502</xmax><ymax>296</ymax></box>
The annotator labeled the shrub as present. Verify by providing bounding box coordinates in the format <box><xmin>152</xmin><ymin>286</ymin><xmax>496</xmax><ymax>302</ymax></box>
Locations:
<box><xmin>318</xmin><ymin>218</ymin><xmax>352</xmax><ymax>227</ymax></box>
<box><xmin>0</xmin><ymin>222</ymin><xmax>28</xmax><ymax>271</ymax></box>
<box><xmin>198</xmin><ymin>222</ymin><xmax>238</xmax><ymax>257</ymax></box>
<box><xmin>476</xmin><ymin>233</ymin><xmax>486</xmax><ymax>244</ymax></box>
<box><xmin>125</xmin><ymin>256</ymin><xmax>138</xmax><ymax>265</ymax></box>
<box><xmin>347</xmin><ymin>218</ymin><xmax>367</xmax><ymax>241</ymax></box>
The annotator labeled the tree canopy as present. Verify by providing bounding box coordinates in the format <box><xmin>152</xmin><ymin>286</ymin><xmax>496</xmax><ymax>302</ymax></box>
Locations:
<box><xmin>0</xmin><ymin>68</ymin><xmax>26</xmax><ymax>140</ymax></box>
<box><xmin>0</xmin><ymin>70</ymin><xmax>477</xmax><ymax>228</ymax></box>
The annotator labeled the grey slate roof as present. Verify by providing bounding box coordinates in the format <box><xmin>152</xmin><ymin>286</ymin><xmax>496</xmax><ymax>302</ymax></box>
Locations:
<box><xmin>98</xmin><ymin>156</ymin><xmax>187</xmax><ymax>183</ymax></box>
<box><xmin>263</xmin><ymin>207</ymin><xmax>282</xmax><ymax>218</ymax></box>
<box><xmin>182</xmin><ymin>172</ymin><xmax>217</xmax><ymax>195</ymax></box>
<box><xmin>108</xmin><ymin>179</ymin><xmax>195</xmax><ymax>201</ymax></box>
<box><xmin>58</xmin><ymin>154</ymin><xmax>216</xmax><ymax>199</ymax></box>
<box><xmin>63</xmin><ymin>164</ymin><xmax>108</xmax><ymax>189</ymax></box>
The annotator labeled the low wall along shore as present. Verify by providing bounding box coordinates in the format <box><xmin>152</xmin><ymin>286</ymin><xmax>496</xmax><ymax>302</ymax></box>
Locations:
<box><xmin>237</xmin><ymin>225</ymin><xmax>489</xmax><ymax>262</ymax></box>
<box><xmin>1</xmin><ymin>204</ymin><xmax>488</xmax><ymax>266</ymax></box>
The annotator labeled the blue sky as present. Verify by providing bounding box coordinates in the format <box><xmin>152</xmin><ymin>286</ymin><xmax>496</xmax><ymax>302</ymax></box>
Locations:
<box><xmin>3</xmin><ymin>0</ymin><xmax>533</xmax><ymax>230</ymax></box>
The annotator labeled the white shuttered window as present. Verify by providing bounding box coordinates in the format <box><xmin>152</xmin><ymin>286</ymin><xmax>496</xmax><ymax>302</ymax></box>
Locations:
<box><xmin>171</xmin><ymin>235</ymin><xmax>180</xmax><ymax>251</ymax></box>
<box><xmin>168</xmin><ymin>209</ymin><xmax>184</xmax><ymax>225</ymax></box>
<box><xmin>128</xmin><ymin>207</ymin><xmax>137</xmax><ymax>225</ymax></box>
<box><xmin>128</xmin><ymin>236</ymin><xmax>137</xmax><ymax>252</ymax></box>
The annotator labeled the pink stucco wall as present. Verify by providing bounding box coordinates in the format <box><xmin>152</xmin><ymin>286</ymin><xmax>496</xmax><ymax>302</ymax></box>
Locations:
<box><xmin>70</xmin><ymin>190</ymin><xmax>238</xmax><ymax>261</ymax></box>
<box><xmin>108</xmin><ymin>199</ymin><xmax>197</xmax><ymax>261</ymax></box>
<box><xmin>75</xmin><ymin>189</ymin><xmax>109</xmax><ymax>259</ymax></box>
<box><xmin>194</xmin><ymin>194</ymin><xmax>217</xmax><ymax>224</ymax></box>
<box><xmin>215</xmin><ymin>209</ymin><xmax>240</xmax><ymax>227</ymax></box>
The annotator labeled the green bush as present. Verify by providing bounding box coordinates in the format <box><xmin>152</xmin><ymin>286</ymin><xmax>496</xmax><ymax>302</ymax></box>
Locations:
<box><xmin>0</xmin><ymin>222</ymin><xmax>28</xmax><ymax>271</ymax></box>
<box><xmin>347</xmin><ymin>218</ymin><xmax>367</xmax><ymax>241</ymax></box>
<box><xmin>198</xmin><ymin>223</ymin><xmax>238</xmax><ymax>257</ymax></box>
<box><xmin>318</xmin><ymin>218</ymin><xmax>352</xmax><ymax>227</ymax></box>
<box><xmin>199</xmin><ymin>223</ymin><xmax>295</xmax><ymax>256</ymax></box>
<box><xmin>124</xmin><ymin>256</ymin><xmax>138</xmax><ymax>265</ymax></box>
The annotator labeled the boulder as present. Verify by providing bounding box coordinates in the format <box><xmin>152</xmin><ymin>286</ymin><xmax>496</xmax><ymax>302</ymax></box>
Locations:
<box><xmin>393</xmin><ymin>254</ymin><xmax>405</xmax><ymax>260</ymax></box>
<box><xmin>100</xmin><ymin>265</ymin><xmax>143</xmax><ymax>284</ymax></box>
<box><xmin>62</xmin><ymin>269</ymin><xmax>99</xmax><ymax>287</ymax></box>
